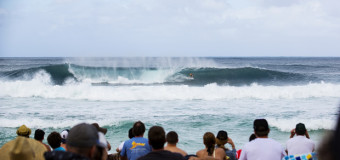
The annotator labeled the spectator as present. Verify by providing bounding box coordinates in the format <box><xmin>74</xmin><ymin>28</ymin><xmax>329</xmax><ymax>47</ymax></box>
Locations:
<box><xmin>286</xmin><ymin>123</ymin><xmax>315</xmax><ymax>155</ymax></box>
<box><xmin>196</xmin><ymin>132</ymin><xmax>226</xmax><ymax>160</ymax></box>
<box><xmin>138</xmin><ymin>126</ymin><xmax>185</xmax><ymax>160</ymax></box>
<box><xmin>16</xmin><ymin>125</ymin><xmax>31</xmax><ymax>138</ymax></box>
<box><xmin>0</xmin><ymin>125</ymin><xmax>47</xmax><ymax>160</ymax></box>
<box><xmin>239</xmin><ymin>119</ymin><xmax>286</xmax><ymax>160</ymax></box>
<box><xmin>164</xmin><ymin>131</ymin><xmax>187</xmax><ymax>157</ymax></box>
<box><xmin>216</xmin><ymin>130</ymin><xmax>237</xmax><ymax>160</ymax></box>
<box><xmin>44</xmin><ymin>123</ymin><xmax>100</xmax><ymax>160</ymax></box>
<box><xmin>47</xmin><ymin>131</ymin><xmax>66</xmax><ymax>151</ymax></box>
<box><xmin>120</xmin><ymin>121</ymin><xmax>152</xmax><ymax>160</ymax></box>
<box><xmin>60</xmin><ymin>129</ymin><xmax>69</xmax><ymax>151</ymax></box>
<box><xmin>34</xmin><ymin>129</ymin><xmax>51</xmax><ymax>151</ymax></box>
<box><xmin>117</xmin><ymin>128</ymin><xmax>134</xmax><ymax>152</ymax></box>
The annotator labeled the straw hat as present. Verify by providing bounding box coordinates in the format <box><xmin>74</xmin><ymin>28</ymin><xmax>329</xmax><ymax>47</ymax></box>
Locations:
<box><xmin>0</xmin><ymin>137</ymin><xmax>47</xmax><ymax>160</ymax></box>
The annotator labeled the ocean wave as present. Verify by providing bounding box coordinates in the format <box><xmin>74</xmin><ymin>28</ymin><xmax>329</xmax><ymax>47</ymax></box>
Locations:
<box><xmin>268</xmin><ymin>118</ymin><xmax>336</xmax><ymax>132</ymax></box>
<box><xmin>0</xmin><ymin>72</ymin><xmax>339</xmax><ymax>101</ymax></box>
<box><xmin>0</xmin><ymin>63</ymin><xmax>314</xmax><ymax>86</ymax></box>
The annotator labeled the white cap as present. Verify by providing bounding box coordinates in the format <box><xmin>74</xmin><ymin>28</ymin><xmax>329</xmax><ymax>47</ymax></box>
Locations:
<box><xmin>97</xmin><ymin>132</ymin><xmax>108</xmax><ymax>150</ymax></box>
<box><xmin>60</xmin><ymin>130</ymin><xmax>69</xmax><ymax>143</ymax></box>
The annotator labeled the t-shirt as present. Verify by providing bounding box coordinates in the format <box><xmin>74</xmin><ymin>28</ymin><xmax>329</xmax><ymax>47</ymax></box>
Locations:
<box><xmin>137</xmin><ymin>150</ymin><xmax>185</xmax><ymax>160</ymax></box>
<box><xmin>239</xmin><ymin>138</ymin><xmax>286</xmax><ymax>160</ymax></box>
<box><xmin>120</xmin><ymin>137</ymin><xmax>152</xmax><ymax>160</ymax></box>
<box><xmin>54</xmin><ymin>147</ymin><xmax>66</xmax><ymax>151</ymax></box>
<box><xmin>286</xmin><ymin>135</ymin><xmax>315</xmax><ymax>155</ymax></box>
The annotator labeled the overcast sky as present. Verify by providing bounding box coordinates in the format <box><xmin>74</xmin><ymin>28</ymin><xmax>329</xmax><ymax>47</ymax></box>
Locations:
<box><xmin>0</xmin><ymin>0</ymin><xmax>339</xmax><ymax>57</ymax></box>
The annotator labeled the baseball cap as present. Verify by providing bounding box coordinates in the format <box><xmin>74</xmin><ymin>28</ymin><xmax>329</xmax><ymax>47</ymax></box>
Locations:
<box><xmin>60</xmin><ymin>129</ymin><xmax>69</xmax><ymax>143</ymax></box>
<box><xmin>253</xmin><ymin>119</ymin><xmax>269</xmax><ymax>132</ymax></box>
<box><xmin>97</xmin><ymin>132</ymin><xmax>108</xmax><ymax>149</ymax></box>
<box><xmin>67</xmin><ymin>123</ymin><xmax>98</xmax><ymax>148</ymax></box>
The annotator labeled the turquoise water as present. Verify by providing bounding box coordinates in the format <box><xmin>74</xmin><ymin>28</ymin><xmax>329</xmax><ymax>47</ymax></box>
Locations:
<box><xmin>0</xmin><ymin>57</ymin><xmax>339</xmax><ymax>154</ymax></box>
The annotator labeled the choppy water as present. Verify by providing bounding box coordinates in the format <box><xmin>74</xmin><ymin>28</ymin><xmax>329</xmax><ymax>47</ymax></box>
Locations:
<box><xmin>0</xmin><ymin>57</ymin><xmax>339</xmax><ymax>154</ymax></box>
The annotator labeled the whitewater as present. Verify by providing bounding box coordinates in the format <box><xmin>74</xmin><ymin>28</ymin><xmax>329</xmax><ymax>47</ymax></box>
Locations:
<box><xmin>0</xmin><ymin>57</ymin><xmax>339</xmax><ymax>154</ymax></box>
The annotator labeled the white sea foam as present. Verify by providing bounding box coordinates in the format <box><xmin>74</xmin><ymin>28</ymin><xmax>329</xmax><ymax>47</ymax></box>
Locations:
<box><xmin>1</xmin><ymin>72</ymin><xmax>340</xmax><ymax>101</ymax></box>
<box><xmin>268</xmin><ymin>117</ymin><xmax>336</xmax><ymax>132</ymax></box>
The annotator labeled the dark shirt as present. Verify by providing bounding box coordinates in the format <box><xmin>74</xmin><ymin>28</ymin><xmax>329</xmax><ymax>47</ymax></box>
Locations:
<box><xmin>226</xmin><ymin>149</ymin><xmax>237</xmax><ymax>160</ymax></box>
<box><xmin>44</xmin><ymin>151</ymin><xmax>90</xmax><ymax>160</ymax></box>
<box><xmin>138</xmin><ymin>150</ymin><xmax>185</xmax><ymax>160</ymax></box>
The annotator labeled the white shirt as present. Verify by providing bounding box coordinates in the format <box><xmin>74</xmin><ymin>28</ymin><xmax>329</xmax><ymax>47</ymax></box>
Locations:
<box><xmin>118</xmin><ymin>141</ymin><xmax>125</xmax><ymax>151</ymax></box>
<box><xmin>239</xmin><ymin>138</ymin><xmax>286</xmax><ymax>160</ymax></box>
<box><xmin>286</xmin><ymin>135</ymin><xmax>315</xmax><ymax>155</ymax></box>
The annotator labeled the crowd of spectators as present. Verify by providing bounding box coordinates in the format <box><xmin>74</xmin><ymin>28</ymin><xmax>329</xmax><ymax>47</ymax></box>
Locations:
<box><xmin>0</xmin><ymin>118</ymin><xmax>323</xmax><ymax>160</ymax></box>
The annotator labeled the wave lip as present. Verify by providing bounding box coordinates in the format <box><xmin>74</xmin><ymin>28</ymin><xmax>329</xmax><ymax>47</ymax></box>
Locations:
<box><xmin>0</xmin><ymin>64</ymin><xmax>75</xmax><ymax>85</ymax></box>
<box><xmin>0</xmin><ymin>62</ymin><xmax>315</xmax><ymax>86</ymax></box>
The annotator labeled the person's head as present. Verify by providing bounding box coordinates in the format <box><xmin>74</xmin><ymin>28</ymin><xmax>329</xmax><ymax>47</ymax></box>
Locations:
<box><xmin>148</xmin><ymin>126</ymin><xmax>166</xmax><ymax>150</ymax></box>
<box><xmin>47</xmin><ymin>132</ymin><xmax>62</xmax><ymax>149</ymax></box>
<box><xmin>253</xmin><ymin>119</ymin><xmax>270</xmax><ymax>137</ymax></box>
<box><xmin>216</xmin><ymin>130</ymin><xmax>228</xmax><ymax>149</ymax></box>
<box><xmin>128</xmin><ymin>128</ymin><xmax>134</xmax><ymax>139</ymax></box>
<box><xmin>66</xmin><ymin>123</ymin><xmax>99</xmax><ymax>158</ymax></box>
<box><xmin>249</xmin><ymin>133</ymin><xmax>256</xmax><ymax>141</ymax></box>
<box><xmin>295</xmin><ymin>123</ymin><xmax>306</xmax><ymax>135</ymax></box>
<box><xmin>166</xmin><ymin>131</ymin><xmax>178</xmax><ymax>145</ymax></box>
<box><xmin>60</xmin><ymin>129</ymin><xmax>69</xmax><ymax>144</ymax></box>
<box><xmin>34</xmin><ymin>129</ymin><xmax>45</xmax><ymax>141</ymax></box>
<box><xmin>16</xmin><ymin>125</ymin><xmax>31</xmax><ymax>138</ymax></box>
<box><xmin>132</xmin><ymin>121</ymin><xmax>145</xmax><ymax>137</ymax></box>
<box><xmin>203</xmin><ymin>132</ymin><xmax>216</xmax><ymax>156</ymax></box>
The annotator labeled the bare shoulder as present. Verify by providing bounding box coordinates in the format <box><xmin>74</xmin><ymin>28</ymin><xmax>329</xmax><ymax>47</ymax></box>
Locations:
<box><xmin>215</xmin><ymin>148</ymin><xmax>227</xmax><ymax>159</ymax></box>
<box><xmin>196</xmin><ymin>149</ymin><xmax>205</xmax><ymax>157</ymax></box>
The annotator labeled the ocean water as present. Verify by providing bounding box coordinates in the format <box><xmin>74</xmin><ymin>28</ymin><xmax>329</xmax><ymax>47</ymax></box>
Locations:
<box><xmin>0</xmin><ymin>57</ymin><xmax>339</xmax><ymax>154</ymax></box>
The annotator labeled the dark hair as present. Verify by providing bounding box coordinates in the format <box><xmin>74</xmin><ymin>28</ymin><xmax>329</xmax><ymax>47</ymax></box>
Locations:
<box><xmin>34</xmin><ymin>129</ymin><xmax>45</xmax><ymax>141</ymax></box>
<box><xmin>47</xmin><ymin>131</ymin><xmax>62</xmax><ymax>149</ymax></box>
<box><xmin>216</xmin><ymin>130</ymin><xmax>228</xmax><ymax>141</ymax></box>
<box><xmin>249</xmin><ymin>133</ymin><xmax>256</xmax><ymax>141</ymax></box>
<box><xmin>203</xmin><ymin>132</ymin><xmax>215</xmax><ymax>156</ymax></box>
<box><xmin>133</xmin><ymin>121</ymin><xmax>145</xmax><ymax>136</ymax></box>
<box><xmin>295</xmin><ymin>123</ymin><xmax>306</xmax><ymax>135</ymax></box>
<box><xmin>148</xmin><ymin>126</ymin><xmax>166</xmax><ymax>150</ymax></box>
<box><xmin>166</xmin><ymin>131</ymin><xmax>178</xmax><ymax>144</ymax></box>
<box><xmin>254</xmin><ymin>119</ymin><xmax>269</xmax><ymax>137</ymax></box>
<box><xmin>128</xmin><ymin>128</ymin><xmax>134</xmax><ymax>139</ymax></box>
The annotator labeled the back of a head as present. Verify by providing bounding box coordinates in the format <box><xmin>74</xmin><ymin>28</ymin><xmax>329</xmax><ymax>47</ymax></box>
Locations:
<box><xmin>216</xmin><ymin>130</ymin><xmax>228</xmax><ymax>141</ymax></box>
<box><xmin>133</xmin><ymin>121</ymin><xmax>145</xmax><ymax>136</ymax></box>
<box><xmin>16</xmin><ymin>125</ymin><xmax>31</xmax><ymax>138</ymax></box>
<box><xmin>203</xmin><ymin>132</ymin><xmax>216</xmax><ymax>156</ymax></box>
<box><xmin>295</xmin><ymin>123</ymin><xmax>306</xmax><ymax>135</ymax></box>
<box><xmin>47</xmin><ymin>132</ymin><xmax>62</xmax><ymax>149</ymax></box>
<box><xmin>67</xmin><ymin>123</ymin><xmax>98</xmax><ymax>149</ymax></box>
<box><xmin>166</xmin><ymin>131</ymin><xmax>178</xmax><ymax>145</ymax></box>
<box><xmin>34</xmin><ymin>129</ymin><xmax>45</xmax><ymax>141</ymax></box>
<box><xmin>128</xmin><ymin>128</ymin><xmax>134</xmax><ymax>139</ymax></box>
<box><xmin>148</xmin><ymin>126</ymin><xmax>166</xmax><ymax>150</ymax></box>
<box><xmin>216</xmin><ymin>130</ymin><xmax>228</xmax><ymax>148</ymax></box>
<box><xmin>60</xmin><ymin>129</ymin><xmax>69</xmax><ymax>144</ymax></box>
<box><xmin>253</xmin><ymin>119</ymin><xmax>269</xmax><ymax>137</ymax></box>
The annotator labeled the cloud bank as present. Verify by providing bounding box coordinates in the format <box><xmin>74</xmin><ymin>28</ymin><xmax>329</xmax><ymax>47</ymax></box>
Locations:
<box><xmin>0</xmin><ymin>0</ymin><xmax>339</xmax><ymax>57</ymax></box>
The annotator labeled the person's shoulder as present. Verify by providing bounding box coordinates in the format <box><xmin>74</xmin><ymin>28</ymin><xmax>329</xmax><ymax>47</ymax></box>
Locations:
<box><xmin>44</xmin><ymin>151</ymin><xmax>90</xmax><ymax>160</ymax></box>
<box><xmin>163</xmin><ymin>150</ymin><xmax>186</xmax><ymax>160</ymax></box>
